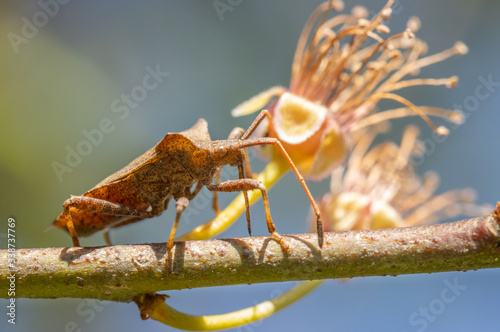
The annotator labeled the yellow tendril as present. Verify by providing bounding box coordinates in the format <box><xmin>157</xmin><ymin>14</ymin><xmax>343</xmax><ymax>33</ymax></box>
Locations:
<box><xmin>142</xmin><ymin>281</ymin><xmax>323</xmax><ymax>331</ymax></box>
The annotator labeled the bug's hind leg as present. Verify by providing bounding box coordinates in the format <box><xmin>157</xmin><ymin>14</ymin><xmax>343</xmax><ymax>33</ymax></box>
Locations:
<box><xmin>211</xmin><ymin>170</ymin><xmax>222</xmax><ymax>215</ymax></box>
<box><xmin>64</xmin><ymin>205</ymin><xmax>80</xmax><ymax>247</ymax></box>
<box><xmin>103</xmin><ymin>228</ymin><xmax>113</xmax><ymax>246</ymax></box>
<box><xmin>167</xmin><ymin>197</ymin><xmax>189</xmax><ymax>253</ymax></box>
<box><xmin>236</xmin><ymin>109</ymin><xmax>325</xmax><ymax>248</ymax></box>
<box><xmin>207</xmin><ymin>178</ymin><xmax>288</xmax><ymax>251</ymax></box>
<box><xmin>225</xmin><ymin>129</ymin><xmax>253</xmax><ymax>236</ymax></box>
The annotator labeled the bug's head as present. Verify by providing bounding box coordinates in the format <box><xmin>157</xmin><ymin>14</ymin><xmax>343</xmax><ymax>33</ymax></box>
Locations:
<box><xmin>210</xmin><ymin>141</ymin><xmax>243</xmax><ymax>167</ymax></box>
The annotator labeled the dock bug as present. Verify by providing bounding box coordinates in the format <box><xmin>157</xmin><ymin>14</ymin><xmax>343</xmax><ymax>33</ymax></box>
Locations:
<box><xmin>53</xmin><ymin>110</ymin><xmax>324</xmax><ymax>251</ymax></box>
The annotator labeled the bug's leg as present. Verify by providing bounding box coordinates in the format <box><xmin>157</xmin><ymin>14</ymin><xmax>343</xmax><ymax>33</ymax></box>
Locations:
<box><xmin>226</xmin><ymin>126</ymin><xmax>254</xmax><ymax>234</ymax></box>
<box><xmin>63</xmin><ymin>199</ymin><xmax>81</xmax><ymax>247</ymax></box>
<box><xmin>229</xmin><ymin>123</ymin><xmax>257</xmax><ymax>179</ymax></box>
<box><xmin>240</xmin><ymin>109</ymin><xmax>272</xmax><ymax>140</ymax></box>
<box><xmin>237</xmin><ymin>164</ymin><xmax>252</xmax><ymax>236</ymax></box>
<box><xmin>228</xmin><ymin>126</ymin><xmax>245</xmax><ymax>140</ymax></box>
<box><xmin>274</xmin><ymin>137</ymin><xmax>323</xmax><ymax>247</ymax></box>
<box><xmin>103</xmin><ymin>228</ymin><xmax>113</xmax><ymax>246</ymax></box>
<box><xmin>211</xmin><ymin>170</ymin><xmax>222</xmax><ymax>215</ymax></box>
<box><xmin>207</xmin><ymin>178</ymin><xmax>286</xmax><ymax>248</ymax></box>
<box><xmin>185</xmin><ymin>181</ymin><xmax>204</xmax><ymax>200</ymax></box>
<box><xmin>167</xmin><ymin>197</ymin><xmax>189</xmax><ymax>252</ymax></box>
<box><xmin>63</xmin><ymin>195</ymin><xmax>158</xmax><ymax>247</ymax></box>
<box><xmin>237</xmin><ymin>145</ymin><xmax>256</xmax><ymax>180</ymax></box>
<box><xmin>239</xmin><ymin>110</ymin><xmax>324</xmax><ymax>248</ymax></box>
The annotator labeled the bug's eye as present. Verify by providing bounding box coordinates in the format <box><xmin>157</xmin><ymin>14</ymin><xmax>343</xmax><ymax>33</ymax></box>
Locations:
<box><xmin>217</xmin><ymin>146</ymin><xmax>228</xmax><ymax>157</ymax></box>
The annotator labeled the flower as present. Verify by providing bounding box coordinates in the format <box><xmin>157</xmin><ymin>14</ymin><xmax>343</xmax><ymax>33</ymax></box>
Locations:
<box><xmin>161</xmin><ymin>2</ymin><xmax>492</xmax><ymax>330</ymax></box>
<box><xmin>317</xmin><ymin>125</ymin><xmax>492</xmax><ymax>231</ymax></box>
<box><xmin>232</xmin><ymin>0</ymin><xmax>466</xmax><ymax>181</ymax></box>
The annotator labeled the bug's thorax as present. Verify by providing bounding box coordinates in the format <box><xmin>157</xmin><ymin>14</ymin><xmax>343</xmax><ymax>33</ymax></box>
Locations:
<box><xmin>210</xmin><ymin>140</ymin><xmax>245</xmax><ymax>168</ymax></box>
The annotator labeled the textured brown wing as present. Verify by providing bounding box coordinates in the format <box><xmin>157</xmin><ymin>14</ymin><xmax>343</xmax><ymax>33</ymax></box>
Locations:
<box><xmin>53</xmin><ymin>121</ymin><xmax>211</xmax><ymax>237</ymax></box>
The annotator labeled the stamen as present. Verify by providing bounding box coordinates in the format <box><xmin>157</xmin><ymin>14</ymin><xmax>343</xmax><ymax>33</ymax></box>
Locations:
<box><xmin>386</xmin><ymin>42</ymin><xmax>468</xmax><ymax>87</ymax></box>
<box><xmin>376</xmin><ymin>24</ymin><xmax>390</xmax><ymax>34</ymax></box>
<box><xmin>307</xmin><ymin>1</ymin><xmax>395</xmax><ymax>100</ymax></box>
<box><xmin>453</xmin><ymin>41</ymin><xmax>469</xmax><ymax>55</ymax></box>
<box><xmin>407</xmin><ymin>17</ymin><xmax>421</xmax><ymax>32</ymax></box>
<box><xmin>389</xmin><ymin>76</ymin><xmax>458</xmax><ymax>92</ymax></box>
<box><xmin>326</xmin><ymin>30</ymin><xmax>409</xmax><ymax>107</ymax></box>
<box><xmin>351</xmin><ymin>6</ymin><xmax>368</xmax><ymax>19</ymax></box>
<box><xmin>291</xmin><ymin>2</ymin><xmax>334</xmax><ymax>91</ymax></box>
<box><xmin>380</xmin><ymin>8</ymin><xmax>392</xmax><ymax>20</ymax></box>
<box><xmin>333</xmin><ymin>49</ymin><xmax>405</xmax><ymax>115</ymax></box>
<box><xmin>404</xmin><ymin>189</ymin><xmax>482</xmax><ymax>226</ymax></box>
<box><xmin>362</xmin><ymin>92</ymin><xmax>449</xmax><ymax>135</ymax></box>
<box><xmin>399</xmin><ymin>172</ymin><xmax>439</xmax><ymax>212</ymax></box>
<box><xmin>351</xmin><ymin>107</ymin><xmax>464</xmax><ymax>132</ymax></box>
<box><xmin>394</xmin><ymin>125</ymin><xmax>420</xmax><ymax>170</ymax></box>
<box><xmin>346</xmin><ymin>129</ymin><xmax>378</xmax><ymax>174</ymax></box>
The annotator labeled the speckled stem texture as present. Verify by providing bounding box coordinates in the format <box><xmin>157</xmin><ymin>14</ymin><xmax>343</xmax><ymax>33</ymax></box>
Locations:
<box><xmin>1</xmin><ymin>214</ymin><xmax>499</xmax><ymax>303</ymax></box>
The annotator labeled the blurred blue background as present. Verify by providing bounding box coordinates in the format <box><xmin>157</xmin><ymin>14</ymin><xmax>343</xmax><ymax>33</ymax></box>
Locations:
<box><xmin>1</xmin><ymin>0</ymin><xmax>499</xmax><ymax>331</ymax></box>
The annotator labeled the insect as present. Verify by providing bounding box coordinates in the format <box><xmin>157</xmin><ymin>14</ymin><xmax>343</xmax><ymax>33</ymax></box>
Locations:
<box><xmin>52</xmin><ymin>110</ymin><xmax>324</xmax><ymax>251</ymax></box>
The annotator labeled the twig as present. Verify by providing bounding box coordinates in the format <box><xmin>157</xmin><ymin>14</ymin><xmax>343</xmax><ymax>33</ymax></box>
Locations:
<box><xmin>1</xmin><ymin>212</ymin><xmax>499</xmax><ymax>302</ymax></box>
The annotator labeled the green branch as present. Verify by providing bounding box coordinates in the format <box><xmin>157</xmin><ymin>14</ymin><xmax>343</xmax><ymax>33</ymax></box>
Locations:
<box><xmin>1</xmin><ymin>213</ymin><xmax>499</xmax><ymax>302</ymax></box>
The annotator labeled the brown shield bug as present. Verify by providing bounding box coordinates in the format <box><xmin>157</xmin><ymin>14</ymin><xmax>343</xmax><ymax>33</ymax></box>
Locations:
<box><xmin>52</xmin><ymin>110</ymin><xmax>324</xmax><ymax>250</ymax></box>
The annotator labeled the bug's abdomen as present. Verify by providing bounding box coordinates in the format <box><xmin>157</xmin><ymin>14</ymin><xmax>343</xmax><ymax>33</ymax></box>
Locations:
<box><xmin>52</xmin><ymin>182</ymin><xmax>152</xmax><ymax>237</ymax></box>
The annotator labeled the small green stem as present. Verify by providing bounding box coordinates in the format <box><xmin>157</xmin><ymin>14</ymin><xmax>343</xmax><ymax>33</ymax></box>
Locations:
<box><xmin>135</xmin><ymin>281</ymin><xmax>323</xmax><ymax>331</ymax></box>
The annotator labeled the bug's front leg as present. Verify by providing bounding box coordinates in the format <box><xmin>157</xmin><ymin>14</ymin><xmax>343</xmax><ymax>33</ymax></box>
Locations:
<box><xmin>210</xmin><ymin>126</ymin><xmax>257</xmax><ymax>217</ymax></box>
<box><xmin>206</xmin><ymin>178</ymin><xmax>286</xmax><ymax>248</ymax></box>
<box><xmin>63</xmin><ymin>195</ymin><xmax>157</xmax><ymax>247</ymax></box>
<box><xmin>229</xmin><ymin>126</ymin><xmax>256</xmax><ymax>179</ymax></box>
<box><xmin>238</xmin><ymin>109</ymin><xmax>324</xmax><ymax>248</ymax></box>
